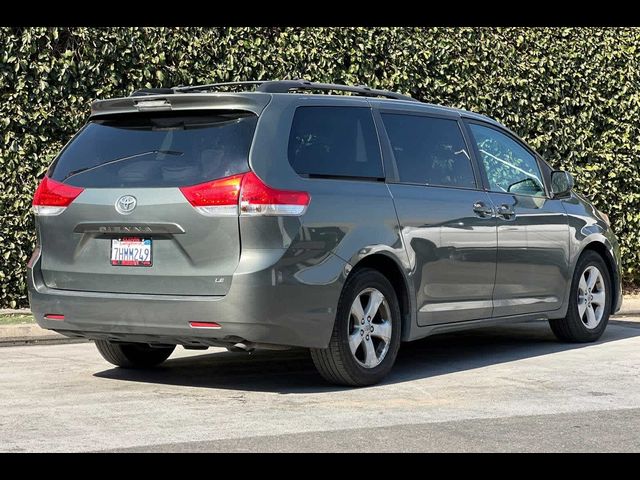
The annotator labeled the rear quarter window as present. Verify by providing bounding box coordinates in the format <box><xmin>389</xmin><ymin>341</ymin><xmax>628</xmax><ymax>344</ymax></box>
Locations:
<box><xmin>287</xmin><ymin>106</ymin><xmax>383</xmax><ymax>180</ymax></box>
<box><xmin>49</xmin><ymin>111</ymin><xmax>258</xmax><ymax>188</ymax></box>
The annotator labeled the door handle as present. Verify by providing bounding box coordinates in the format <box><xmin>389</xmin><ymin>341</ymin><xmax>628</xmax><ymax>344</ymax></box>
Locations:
<box><xmin>496</xmin><ymin>204</ymin><xmax>516</xmax><ymax>220</ymax></box>
<box><xmin>473</xmin><ymin>201</ymin><xmax>494</xmax><ymax>218</ymax></box>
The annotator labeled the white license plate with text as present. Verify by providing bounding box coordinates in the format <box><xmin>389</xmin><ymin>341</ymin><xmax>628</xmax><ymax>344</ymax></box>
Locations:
<box><xmin>110</xmin><ymin>237</ymin><xmax>152</xmax><ymax>267</ymax></box>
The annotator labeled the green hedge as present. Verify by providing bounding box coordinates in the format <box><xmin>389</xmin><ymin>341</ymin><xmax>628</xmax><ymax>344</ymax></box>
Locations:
<box><xmin>1</xmin><ymin>27</ymin><xmax>639</xmax><ymax>308</ymax></box>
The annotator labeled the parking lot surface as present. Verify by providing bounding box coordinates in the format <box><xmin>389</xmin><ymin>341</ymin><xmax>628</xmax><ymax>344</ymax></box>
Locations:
<box><xmin>1</xmin><ymin>319</ymin><xmax>639</xmax><ymax>452</ymax></box>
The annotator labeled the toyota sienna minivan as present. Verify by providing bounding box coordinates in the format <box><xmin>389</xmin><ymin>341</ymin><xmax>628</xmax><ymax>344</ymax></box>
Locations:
<box><xmin>27</xmin><ymin>80</ymin><xmax>622</xmax><ymax>386</ymax></box>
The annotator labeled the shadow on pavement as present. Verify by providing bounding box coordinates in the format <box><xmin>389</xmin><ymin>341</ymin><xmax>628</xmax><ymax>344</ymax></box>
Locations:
<box><xmin>94</xmin><ymin>319</ymin><xmax>640</xmax><ymax>394</ymax></box>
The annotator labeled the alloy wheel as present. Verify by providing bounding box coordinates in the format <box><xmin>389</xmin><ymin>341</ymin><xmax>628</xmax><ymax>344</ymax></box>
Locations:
<box><xmin>577</xmin><ymin>265</ymin><xmax>606</xmax><ymax>329</ymax></box>
<box><xmin>348</xmin><ymin>288</ymin><xmax>392</xmax><ymax>368</ymax></box>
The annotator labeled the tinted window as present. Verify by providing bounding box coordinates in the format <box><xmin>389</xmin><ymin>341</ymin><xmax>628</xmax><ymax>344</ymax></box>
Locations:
<box><xmin>49</xmin><ymin>112</ymin><xmax>257</xmax><ymax>188</ymax></box>
<box><xmin>381</xmin><ymin>114</ymin><xmax>475</xmax><ymax>188</ymax></box>
<box><xmin>469</xmin><ymin>123</ymin><xmax>545</xmax><ymax>196</ymax></box>
<box><xmin>288</xmin><ymin>107</ymin><xmax>383</xmax><ymax>179</ymax></box>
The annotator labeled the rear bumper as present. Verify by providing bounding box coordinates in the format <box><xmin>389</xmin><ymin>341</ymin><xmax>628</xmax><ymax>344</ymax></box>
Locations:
<box><xmin>27</xmin><ymin>248</ymin><xmax>347</xmax><ymax>349</ymax></box>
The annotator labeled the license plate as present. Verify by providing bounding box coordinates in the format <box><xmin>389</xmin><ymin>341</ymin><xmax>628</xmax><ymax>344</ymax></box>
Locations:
<box><xmin>111</xmin><ymin>237</ymin><xmax>152</xmax><ymax>267</ymax></box>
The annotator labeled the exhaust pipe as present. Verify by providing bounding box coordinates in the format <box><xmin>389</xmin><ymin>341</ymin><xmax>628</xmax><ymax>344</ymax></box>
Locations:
<box><xmin>226</xmin><ymin>341</ymin><xmax>291</xmax><ymax>353</ymax></box>
<box><xmin>229</xmin><ymin>342</ymin><xmax>255</xmax><ymax>353</ymax></box>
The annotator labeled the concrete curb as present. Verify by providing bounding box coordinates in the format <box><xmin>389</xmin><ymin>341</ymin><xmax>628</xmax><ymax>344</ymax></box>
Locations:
<box><xmin>0</xmin><ymin>309</ymin><xmax>31</xmax><ymax>315</ymax></box>
<box><xmin>617</xmin><ymin>297</ymin><xmax>640</xmax><ymax>316</ymax></box>
<box><xmin>0</xmin><ymin>310</ymin><xmax>88</xmax><ymax>346</ymax></box>
<box><xmin>0</xmin><ymin>324</ymin><xmax>88</xmax><ymax>347</ymax></box>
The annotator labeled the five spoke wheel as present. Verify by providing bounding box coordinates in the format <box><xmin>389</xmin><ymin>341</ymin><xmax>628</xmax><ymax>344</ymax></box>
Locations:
<box><xmin>577</xmin><ymin>265</ymin><xmax>606</xmax><ymax>329</ymax></box>
<box><xmin>549</xmin><ymin>251</ymin><xmax>611</xmax><ymax>343</ymax></box>
<box><xmin>348</xmin><ymin>288</ymin><xmax>392</xmax><ymax>368</ymax></box>
<box><xmin>310</xmin><ymin>268</ymin><xmax>401</xmax><ymax>386</ymax></box>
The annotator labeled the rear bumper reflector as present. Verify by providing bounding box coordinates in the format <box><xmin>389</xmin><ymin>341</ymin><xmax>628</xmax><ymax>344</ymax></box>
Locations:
<box><xmin>44</xmin><ymin>314</ymin><xmax>65</xmax><ymax>321</ymax></box>
<box><xmin>189</xmin><ymin>321</ymin><xmax>221</xmax><ymax>329</ymax></box>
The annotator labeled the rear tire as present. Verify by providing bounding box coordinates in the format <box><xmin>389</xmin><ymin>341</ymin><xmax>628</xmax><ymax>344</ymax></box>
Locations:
<box><xmin>95</xmin><ymin>340</ymin><xmax>175</xmax><ymax>368</ymax></box>
<box><xmin>549</xmin><ymin>251</ymin><xmax>611</xmax><ymax>343</ymax></box>
<box><xmin>310</xmin><ymin>268</ymin><xmax>402</xmax><ymax>387</ymax></box>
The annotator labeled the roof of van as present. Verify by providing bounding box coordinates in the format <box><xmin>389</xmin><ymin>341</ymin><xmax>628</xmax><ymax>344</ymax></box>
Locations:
<box><xmin>91</xmin><ymin>79</ymin><xmax>503</xmax><ymax>128</ymax></box>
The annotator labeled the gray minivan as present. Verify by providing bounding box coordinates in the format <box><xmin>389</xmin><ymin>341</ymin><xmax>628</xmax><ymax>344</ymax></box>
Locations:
<box><xmin>27</xmin><ymin>80</ymin><xmax>622</xmax><ymax>386</ymax></box>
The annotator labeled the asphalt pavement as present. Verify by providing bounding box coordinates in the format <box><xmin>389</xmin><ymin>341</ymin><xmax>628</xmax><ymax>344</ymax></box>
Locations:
<box><xmin>1</xmin><ymin>319</ymin><xmax>639</xmax><ymax>452</ymax></box>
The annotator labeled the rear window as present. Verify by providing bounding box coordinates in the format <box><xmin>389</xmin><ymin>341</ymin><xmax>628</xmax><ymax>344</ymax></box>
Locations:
<box><xmin>287</xmin><ymin>106</ymin><xmax>383</xmax><ymax>180</ymax></box>
<box><xmin>49</xmin><ymin>112</ymin><xmax>258</xmax><ymax>188</ymax></box>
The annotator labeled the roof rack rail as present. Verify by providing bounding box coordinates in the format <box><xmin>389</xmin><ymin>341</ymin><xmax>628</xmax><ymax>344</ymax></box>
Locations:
<box><xmin>257</xmin><ymin>79</ymin><xmax>418</xmax><ymax>102</ymax></box>
<box><xmin>143</xmin><ymin>79</ymin><xmax>418</xmax><ymax>102</ymax></box>
<box><xmin>172</xmin><ymin>81</ymin><xmax>266</xmax><ymax>93</ymax></box>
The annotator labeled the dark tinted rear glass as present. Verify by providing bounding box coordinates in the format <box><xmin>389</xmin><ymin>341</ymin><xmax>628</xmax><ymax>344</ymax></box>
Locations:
<box><xmin>50</xmin><ymin>112</ymin><xmax>258</xmax><ymax>188</ymax></box>
<box><xmin>381</xmin><ymin>113</ymin><xmax>476</xmax><ymax>188</ymax></box>
<box><xmin>288</xmin><ymin>106</ymin><xmax>383</xmax><ymax>179</ymax></box>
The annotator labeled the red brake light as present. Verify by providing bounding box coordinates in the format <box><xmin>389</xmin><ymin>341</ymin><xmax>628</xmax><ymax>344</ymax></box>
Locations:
<box><xmin>32</xmin><ymin>177</ymin><xmax>84</xmax><ymax>216</ymax></box>
<box><xmin>179</xmin><ymin>172</ymin><xmax>310</xmax><ymax>217</ymax></box>
<box><xmin>179</xmin><ymin>174</ymin><xmax>243</xmax><ymax>217</ymax></box>
<box><xmin>240</xmin><ymin>172</ymin><xmax>310</xmax><ymax>216</ymax></box>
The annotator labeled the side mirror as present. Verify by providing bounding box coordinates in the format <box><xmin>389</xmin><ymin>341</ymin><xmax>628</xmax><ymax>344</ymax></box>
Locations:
<box><xmin>551</xmin><ymin>170</ymin><xmax>574</xmax><ymax>198</ymax></box>
<box><xmin>507</xmin><ymin>177</ymin><xmax>543</xmax><ymax>195</ymax></box>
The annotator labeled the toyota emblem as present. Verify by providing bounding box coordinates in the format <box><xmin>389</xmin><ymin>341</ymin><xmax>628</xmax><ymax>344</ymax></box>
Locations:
<box><xmin>115</xmin><ymin>195</ymin><xmax>137</xmax><ymax>215</ymax></box>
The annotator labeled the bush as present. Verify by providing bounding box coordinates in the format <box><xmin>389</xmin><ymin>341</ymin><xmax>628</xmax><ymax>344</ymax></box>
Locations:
<box><xmin>1</xmin><ymin>27</ymin><xmax>639</xmax><ymax>308</ymax></box>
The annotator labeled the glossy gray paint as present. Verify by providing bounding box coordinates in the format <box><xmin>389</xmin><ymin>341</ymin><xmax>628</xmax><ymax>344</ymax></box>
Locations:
<box><xmin>484</xmin><ymin>191</ymin><xmax>570</xmax><ymax>317</ymax></box>
<box><xmin>37</xmin><ymin>188</ymin><xmax>240</xmax><ymax>296</ymax></box>
<box><xmin>562</xmin><ymin>191</ymin><xmax>622</xmax><ymax>311</ymax></box>
<box><xmin>28</xmin><ymin>91</ymin><xmax>622</xmax><ymax>350</ymax></box>
<box><xmin>388</xmin><ymin>184</ymin><xmax>497</xmax><ymax>325</ymax></box>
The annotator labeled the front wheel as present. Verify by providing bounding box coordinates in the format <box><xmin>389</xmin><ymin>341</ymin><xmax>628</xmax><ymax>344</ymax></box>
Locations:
<box><xmin>95</xmin><ymin>340</ymin><xmax>175</xmax><ymax>368</ymax></box>
<box><xmin>549</xmin><ymin>251</ymin><xmax>611</xmax><ymax>342</ymax></box>
<box><xmin>310</xmin><ymin>268</ymin><xmax>402</xmax><ymax>387</ymax></box>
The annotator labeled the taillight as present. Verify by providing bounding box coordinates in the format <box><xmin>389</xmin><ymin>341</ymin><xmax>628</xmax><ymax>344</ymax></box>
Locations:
<box><xmin>32</xmin><ymin>177</ymin><xmax>84</xmax><ymax>216</ymax></box>
<box><xmin>180</xmin><ymin>172</ymin><xmax>310</xmax><ymax>217</ymax></box>
<box><xmin>179</xmin><ymin>173</ymin><xmax>243</xmax><ymax>217</ymax></box>
<box><xmin>239</xmin><ymin>172</ymin><xmax>310</xmax><ymax>216</ymax></box>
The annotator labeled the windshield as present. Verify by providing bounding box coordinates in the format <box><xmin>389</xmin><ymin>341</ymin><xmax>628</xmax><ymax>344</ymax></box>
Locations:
<box><xmin>49</xmin><ymin>111</ymin><xmax>258</xmax><ymax>188</ymax></box>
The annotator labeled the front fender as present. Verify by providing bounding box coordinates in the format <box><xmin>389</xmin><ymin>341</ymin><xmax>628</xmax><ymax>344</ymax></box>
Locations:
<box><xmin>564</xmin><ymin>193</ymin><xmax>623</xmax><ymax>314</ymax></box>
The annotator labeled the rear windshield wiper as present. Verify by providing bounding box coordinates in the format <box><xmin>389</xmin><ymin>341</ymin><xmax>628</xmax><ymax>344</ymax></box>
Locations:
<box><xmin>62</xmin><ymin>150</ymin><xmax>183</xmax><ymax>182</ymax></box>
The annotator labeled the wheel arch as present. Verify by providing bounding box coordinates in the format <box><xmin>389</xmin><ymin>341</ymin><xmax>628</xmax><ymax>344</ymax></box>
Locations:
<box><xmin>348</xmin><ymin>252</ymin><xmax>415</xmax><ymax>341</ymax></box>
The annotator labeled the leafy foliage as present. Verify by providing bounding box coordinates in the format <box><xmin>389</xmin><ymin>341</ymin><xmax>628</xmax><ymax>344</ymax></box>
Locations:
<box><xmin>1</xmin><ymin>27</ymin><xmax>639</xmax><ymax>307</ymax></box>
